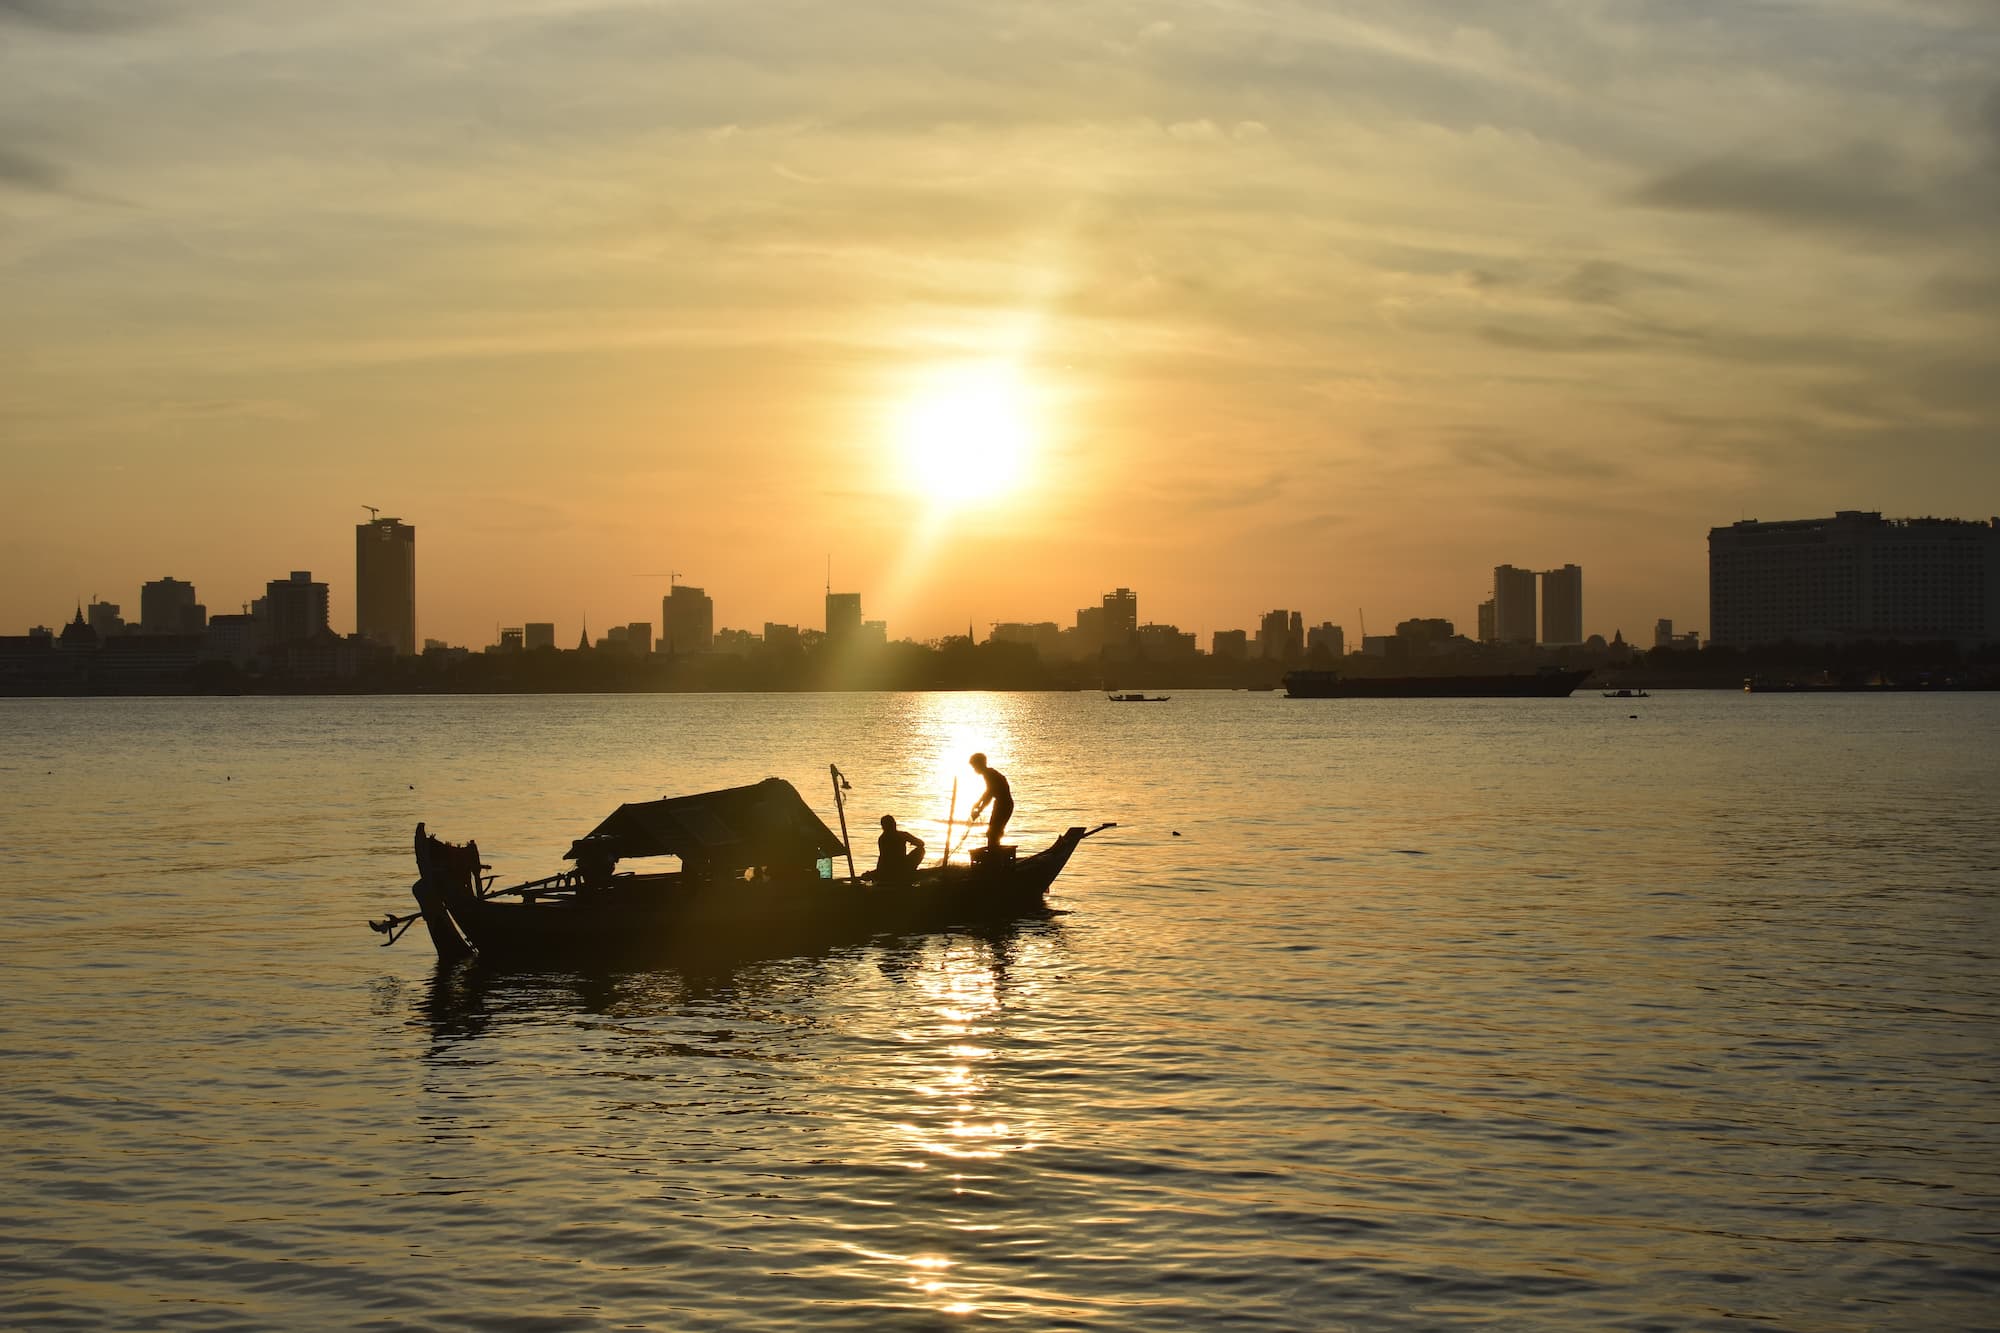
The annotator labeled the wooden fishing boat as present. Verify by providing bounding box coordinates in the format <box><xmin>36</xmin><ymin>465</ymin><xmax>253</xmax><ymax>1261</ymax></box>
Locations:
<box><xmin>371</xmin><ymin>776</ymin><xmax>1113</xmax><ymax>964</ymax></box>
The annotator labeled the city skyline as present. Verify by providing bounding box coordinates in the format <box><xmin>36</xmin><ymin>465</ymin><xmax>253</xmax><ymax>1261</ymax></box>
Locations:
<box><xmin>6</xmin><ymin>6</ymin><xmax>1996</xmax><ymax>648</ymax></box>
<box><xmin>11</xmin><ymin>508</ymin><xmax>1655</xmax><ymax>652</ymax></box>
<box><xmin>13</xmin><ymin>514</ymin><xmax>1616</xmax><ymax>654</ymax></box>
<box><xmin>26</xmin><ymin>502</ymin><xmax>2000</xmax><ymax>658</ymax></box>
<box><xmin>26</xmin><ymin>504</ymin><xmax>1993</xmax><ymax>688</ymax></box>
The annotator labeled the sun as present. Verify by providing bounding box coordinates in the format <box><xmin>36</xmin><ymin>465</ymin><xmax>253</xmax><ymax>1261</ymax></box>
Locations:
<box><xmin>892</xmin><ymin>362</ymin><xmax>1037</xmax><ymax>510</ymax></box>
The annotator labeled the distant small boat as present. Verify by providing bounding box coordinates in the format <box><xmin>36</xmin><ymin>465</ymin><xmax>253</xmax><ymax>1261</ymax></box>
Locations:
<box><xmin>1284</xmin><ymin>668</ymin><xmax>1591</xmax><ymax>699</ymax></box>
<box><xmin>1107</xmin><ymin>692</ymin><xmax>1170</xmax><ymax>703</ymax></box>
<box><xmin>1601</xmin><ymin>688</ymin><xmax>1649</xmax><ymax>698</ymax></box>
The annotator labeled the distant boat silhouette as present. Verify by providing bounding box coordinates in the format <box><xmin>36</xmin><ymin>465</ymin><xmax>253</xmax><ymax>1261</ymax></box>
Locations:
<box><xmin>1106</xmin><ymin>692</ymin><xmax>1170</xmax><ymax>702</ymax></box>
<box><xmin>1284</xmin><ymin>668</ymin><xmax>1591</xmax><ymax>698</ymax></box>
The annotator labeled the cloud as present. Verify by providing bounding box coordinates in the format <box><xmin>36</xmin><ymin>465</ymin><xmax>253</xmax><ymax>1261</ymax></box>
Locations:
<box><xmin>1477</xmin><ymin>324</ymin><xmax>1648</xmax><ymax>355</ymax></box>
<box><xmin>1554</xmin><ymin>260</ymin><xmax>1676</xmax><ymax>308</ymax></box>
<box><xmin>1630</xmin><ymin>145</ymin><xmax>1930</xmax><ymax>236</ymax></box>
<box><xmin>0</xmin><ymin>0</ymin><xmax>162</xmax><ymax>32</ymax></box>
<box><xmin>0</xmin><ymin>143</ymin><xmax>65</xmax><ymax>193</ymax></box>
<box><xmin>1435</xmin><ymin>427</ymin><xmax>1634</xmax><ymax>484</ymax></box>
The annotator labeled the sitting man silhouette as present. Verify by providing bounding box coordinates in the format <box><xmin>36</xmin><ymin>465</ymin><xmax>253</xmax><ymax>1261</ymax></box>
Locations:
<box><xmin>875</xmin><ymin>814</ymin><xmax>926</xmax><ymax>881</ymax></box>
<box><xmin>967</xmin><ymin>752</ymin><xmax>1013</xmax><ymax>852</ymax></box>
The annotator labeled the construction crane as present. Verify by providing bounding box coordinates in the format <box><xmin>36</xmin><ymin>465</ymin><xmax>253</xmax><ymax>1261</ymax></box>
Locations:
<box><xmin>363</xmin><ymin>505</ymin><xmax>380</xmax><ymax>522</ymax></box>
<box><xmin>632</xmin><ymin>572</ymin><xmax>684</xmax><ymax>588</ymax></box>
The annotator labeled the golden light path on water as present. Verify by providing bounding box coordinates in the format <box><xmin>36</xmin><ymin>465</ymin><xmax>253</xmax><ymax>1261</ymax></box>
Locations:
<box><xmin>843</xmin><ymin>942</ymin><xmax>1024</xmax><ymax>1318</ymax></box>
<box><xmin>817</xmin><ymin>686</ymin><xmax>1047</xmax><ymax>1319</ymax></box>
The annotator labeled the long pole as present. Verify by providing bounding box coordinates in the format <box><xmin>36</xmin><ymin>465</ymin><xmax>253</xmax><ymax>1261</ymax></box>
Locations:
<box><xmin>939</xmin><ymin>777</ymin><xmax>958</xmax><ymax>868</ymax></box>
<box><xmin>830</xmin><ymin>764</ymin><xmax>857</xmax><ymax>881</ymax></box>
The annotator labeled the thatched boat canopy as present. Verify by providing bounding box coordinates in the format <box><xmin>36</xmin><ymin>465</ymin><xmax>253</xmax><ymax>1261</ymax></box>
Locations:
<box><xmin>565</xmin><ymin>777</ymin><xmax>846</xmax><ymax>874</ymax></box>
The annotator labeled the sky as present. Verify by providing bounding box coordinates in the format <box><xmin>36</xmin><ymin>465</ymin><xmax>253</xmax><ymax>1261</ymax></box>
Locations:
<box><xmin>3</xmin><ymin>0</ymin><xmax>1996</xmax><ymax>647</ymax></box>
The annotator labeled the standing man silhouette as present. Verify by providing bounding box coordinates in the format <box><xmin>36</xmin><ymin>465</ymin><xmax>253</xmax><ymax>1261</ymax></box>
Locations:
<box><xmin>966</xmin><ymin>752</ymin><xmax>1013</xmax><ymax>852</ymax></box>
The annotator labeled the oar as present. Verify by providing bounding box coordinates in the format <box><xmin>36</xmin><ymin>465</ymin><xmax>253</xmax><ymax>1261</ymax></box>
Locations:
<box><xmin>938</xmin><ymin>777</ymin><xmax>957</xmax><ymax>867</ymax></box>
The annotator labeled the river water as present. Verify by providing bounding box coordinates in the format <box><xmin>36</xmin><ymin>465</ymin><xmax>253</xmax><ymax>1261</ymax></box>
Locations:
<box><xmin>2</xmin><ymin>691</ymin><xmax>1995</xmax><ymax>1329</ymax></box>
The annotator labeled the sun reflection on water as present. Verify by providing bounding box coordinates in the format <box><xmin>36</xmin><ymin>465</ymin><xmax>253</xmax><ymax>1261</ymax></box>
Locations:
<box><xmin>836</xmin><ymin>928</ymin><xmax>1068</xmax><ymax>1321</ymax></box>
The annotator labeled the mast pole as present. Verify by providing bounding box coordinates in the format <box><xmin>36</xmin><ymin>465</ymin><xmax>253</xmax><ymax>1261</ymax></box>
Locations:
<box><xmin>830</xmin><ymin>764</ymin><xmax>857</xmax><ymax>881</ymax></box>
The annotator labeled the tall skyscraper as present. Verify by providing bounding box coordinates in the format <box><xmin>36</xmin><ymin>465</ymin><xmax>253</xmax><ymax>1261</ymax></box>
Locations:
<box><xmin>1102</xmin><ymin>588</ymin><xmax>1137</xmax><ymax>643</ymax></box>
<box><xmin>524</xmin><ymin>622</ymin><xmax>556</xmax><ymax>651</ymax></box>
<box><xmin>264</xmin><ymin>571</ymin><xmax>329</xmax><ymax>645</ymax></box>
<box><xmin>663</xmin><ymin>585</ymin><xmax>715</xmax><ymax>654</ymax></box>
<box><xmin>140</xmin><ymin>577</ymin><xmax>206</xmax><ymax>634</ymax></box>
<box><xmin>1492</xmin><ymin>565</ymin><xmax>1538</xmax><ymax>644</ymax></box>
<box><xmin>825</xmin><ymin>591</ymin><xmax>862</xmax><ymax>642</ymax></box>
<box><xmin>1539</xmin><ymin>564</ymin><xmax>1583</xmax><ymax>646</ymax></box>
<box><xmin>356</xmin><ymin>516</ymin><xmax>416</xmax><ymax>656</ymax></box>
<box><xmin>1709</xmin><ymin>512</ymin><xmax>1999</xmax><ymax>647</ymax></box>
<box><xmin>1257</xmin><ymin>609</ymin><xmax>1299</xmax><ymax>660</ymax></box>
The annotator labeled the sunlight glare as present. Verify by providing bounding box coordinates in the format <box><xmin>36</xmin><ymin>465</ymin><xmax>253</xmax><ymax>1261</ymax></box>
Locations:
<box><xmin>893</xmin><ymin>362</ymin><xmax>1037</xmax><ymax>511</ymax></box>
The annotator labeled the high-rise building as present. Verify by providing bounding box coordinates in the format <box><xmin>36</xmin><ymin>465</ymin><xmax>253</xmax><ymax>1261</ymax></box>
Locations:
<box><xmin>356</xmin><ymin>516</ymin><xmax>416</xmax><ymax>656</ymax></box>
<box><xmin>626</xmin><ymin>622</ymin><xmax>652</xmax><ymax>655</ymax></box>
<box><xmin>991</xmin><ymin>622</ymin><xmax>1061</xmax><ymax>657</ymax></box>
<box><xmin>1307</xmin><ymin>622</ymin><xmax>1344</xmax><ymax>656</ymax></box>
<box><xmin>1102</xmin><ymin>588</ymin><xmax>1138</xmax><ymax>642</ymax></box>
<box><xmin>263</xmin><ymin>572</ymin><xmax>329</xmax><ymax>645</ymax></box>
<box><xmin>1071</xmin><ymin>604</ymin><xmax>1106</xmax><ymax>657</ymax></box>
<box><xmin>1477</xmin><ymin>598</ymin><xmax>1496</xmax><ymax>644</ymax></box>
<box><xmin>498</xmin><ymin>628</ymin><xmax>524</xmax><ymax>653</ymax></box>
<box><xmin>1539</xmin><ymin>564</ymin><xmax>1583</xmax><ymax>646</ymax></box>
<box><xmin>141</xmin><ymin>578</ymin><xmax>206</xmax><ymax>634</ymax></box>
<box><xmin>1211</xmin><ymin>629</ymin><xmax>1249</xmax><ymax>660</ymax></box>
<box><xmin>524</xmin><ymin>622</ymin><xmax>556</xmax><ymax>651</ymax></box>
<box><xmin>1134</xmin><ymin>623</ymin><xmax>1197</xmax><ymax>658</ymax></box>
<box><xmin>1492</xmin><ymin>565</ymin><xmax>1538</xmax><ymax>644</ymax></box>
<box><xmin>203</xmin><ymin>613</ymin><xmax>263</xmax><ymax>667</ymax></box>
<box><xmin>825</xmin><ymin>591</ymin><xmax>862</xmax><ymax>643</ymax></box>
<box><xmin>1257</xmin><ymin>609</ymin><xmax>1298</xmax><ymax>660</ymax></box>
<box><xmin>1709</xmin><ymin>512</ymin><xmax>1999</xmax><ymax>647</ymax></box>
<box><xmin>662</xmin><ymin>585</ymin><xmax>715</xmax><ymax>654</ymax></box>
<box><xmin>1654</xmin><ymin>618</ymin><xmax>1675</xmax><ymax>649</ymax></box>
<box><xmin>86</xmin><ymin>600</ymin><xmax>126</xmax><ymax>637</ymax></box>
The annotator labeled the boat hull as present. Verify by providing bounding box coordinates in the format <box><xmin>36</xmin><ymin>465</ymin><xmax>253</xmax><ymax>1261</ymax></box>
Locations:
<box><xmin>414</xmin><ymin>828</ymin><xmax>1092</xmax><ymax>964</ymax></box>
<box><xmin>1283</xmin><ymin>668</ymin><xmax>1591</xmax><ymax>698</ymax></box>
